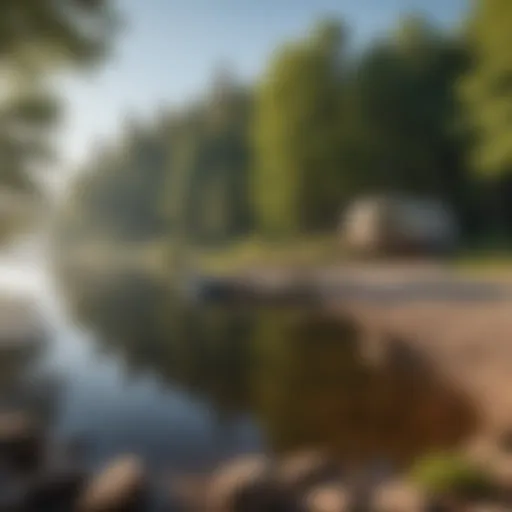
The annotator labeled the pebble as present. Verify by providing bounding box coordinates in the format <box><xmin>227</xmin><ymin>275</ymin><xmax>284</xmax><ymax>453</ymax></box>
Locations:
<box><xmin>76</xmin><ymin>455</ymin><xmax>147</xmax><ymax>512</ymax></box>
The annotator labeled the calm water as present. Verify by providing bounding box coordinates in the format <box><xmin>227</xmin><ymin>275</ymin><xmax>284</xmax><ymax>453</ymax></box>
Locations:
<box><xmin>0</xmin><ymin>258</ymin><xmax>480</xmax><ymax>483</ymax></box>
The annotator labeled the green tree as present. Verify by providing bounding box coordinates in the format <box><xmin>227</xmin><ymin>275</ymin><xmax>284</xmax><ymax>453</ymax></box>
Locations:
<box><xmin>461</xmin><ymin>0</ymin><xmax>512</xmax><ymax>234</ymax></box>
<box><xmin>340</xmin><ymin>16</ymin><xmax>475</xmax><ymax>231</ymax></box>
<box><xmin>162</xmin><ymin>71</ymin><xmax>253</xmax><ymax>272</ymax></box>
<box><xmin>346</xmin><ymin>18</ymin><xmax>467</xmax><ymax>195</ymax></box>
<box><xmin>0</xmin><ymin>0</ymin><xmax>116</xmax><ymax>240</ymax></box>
<box><xmin>462</xmin><ymin>0</ymin><xmax>512</xmax><ymax>177</ymax></box>
<box><xmin>188</xmin><ymin>71</ymin><xmax>253</xmax><ymax>242</ymax></box>
<box><xmin>0</xmin><ymin>0</ymin><xmax>114</xmax><ymax>72</ymax></box>
<box><xmin>252</xmin><ymin>21</ymin><xmax>347</xmax><ymax>235</ymax></box>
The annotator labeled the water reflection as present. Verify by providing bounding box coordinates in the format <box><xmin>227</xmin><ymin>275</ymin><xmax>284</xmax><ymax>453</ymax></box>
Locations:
<box><xmin>250</xmin><ymin>311</ymin><xmax>478</xmax><ymax>465</ymax></box>
<box><xmin>56</xmin><ymin>271</ymin><xmax>480</xmax><ymax>469</ymax></box>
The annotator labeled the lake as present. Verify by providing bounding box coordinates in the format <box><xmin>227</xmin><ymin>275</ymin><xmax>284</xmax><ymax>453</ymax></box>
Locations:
<box><xmin>0</xmin><ymin>257</ymin><xmax>481</xmax><ymax>507</ymax></box>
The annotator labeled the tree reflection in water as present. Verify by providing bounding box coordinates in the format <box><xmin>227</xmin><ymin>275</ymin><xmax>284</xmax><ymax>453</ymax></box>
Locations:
<box><xmin>60</xmin><ymin>271</ymin><xmax>480</xmax><ymax>469</ymax></box>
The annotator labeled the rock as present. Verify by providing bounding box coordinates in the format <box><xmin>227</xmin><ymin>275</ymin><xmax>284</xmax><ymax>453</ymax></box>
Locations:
<box><xmin>373</xmin><ymin>479</ymin><xmax>428</xmax><ymax>512</ymax></box>
<box><xmin>207</xmin><ymin>455</ymin><xmax>294</xmax><ymax>512</ymax></box>
<box><xmin>347</xmin><ymin>477</ymin><xmax>376</xmax><ymax>512</ymax></box>
<box><xmin>77</xmin><ymin>455</ymin><xmax>146</xmax><ymax>512</ymax></box>
<box><xmin>168</xmin><ymin>473</ymin><xmax>212</xmax><ymax>510</ymax></box>
<box><xmin>305</xmin><ymin>485</ymin><xmax>351</xmax><ymax>512</ymax></box>
<box><xmin>277</xmin><ymin>451</ymin><xmax>342</xmax><ymax>494</ymax></box>
<box><xmin>0</xmin><ymin>411</ymin><xmax>43</xmax><ymax>474</ymax></box>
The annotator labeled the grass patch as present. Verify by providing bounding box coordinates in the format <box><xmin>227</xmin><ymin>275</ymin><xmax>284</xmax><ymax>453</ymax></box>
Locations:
<box><xmin>453</xmin><ymin>235</ymin><xmax>512</xmax><ymax>274</ymax></box>
<box><xmin>410</xmin><ymin>452</ymin><xmax>493</xmax><ymax>499</ymax></box>
<box><xmin>453</xmin><ymin>251</ymin><xmax>512</xmax><ymax>276</ymax></box>
<box><xmin>192</xmin><ymin>234</ymin><xmax>345</xmax><ymax>275</ymax></box>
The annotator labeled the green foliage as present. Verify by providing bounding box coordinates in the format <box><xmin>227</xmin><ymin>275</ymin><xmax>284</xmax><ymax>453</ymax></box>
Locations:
<box><xmin>0</xmin><ymin>0</ymin><xmax>116</xmax><ymax>73</ymax></box>
<box><xmin>0</xmin><ymin>89</ymin><xmax>60</xmax><ymax>194</ymax></box>
<box><xmin>61</xmin><ymin>75</ymin><xmax>253</xmax><ymax>251</ymax></box>
<box><xmin>182</xmin><ymin>75</ymin><xmax>253</xmax><ymax>242</ymax></box>
<box><xmin>410</xmin><ymin>453</ymin><xmax>493</xmax><ymax>498</ymax></box>
<box><xmin>343</xmin><ymin>18</ymin><xmax>469</xmax><ymax>201</ymax></box>
<box><xmin>249</xmin><ymin>16</ymin><xmax>477</xmax><ymax>237</ymax></box>
<box><xmin>461</xmin><ymin>0</ymin><xmax>512</xmax><ymax>178</ymax></box>
<box><xmin>0</xmin><ymin>0</ymin><xmax>117</xmax><ymax>242</ymax></box>
<box><xmin>458</xmin><ymin>0</ymin><xmax>512</xmax><ymax>234</ymax></box>
<box><xmin>61</xmin><ymin>6</ymin><xmax>512</xmax><ymax>254</ymax></box>
<box><xmin>252</xmin><ymin>20</ymin><xmax>346</xmax><ymax>235</ymax></box>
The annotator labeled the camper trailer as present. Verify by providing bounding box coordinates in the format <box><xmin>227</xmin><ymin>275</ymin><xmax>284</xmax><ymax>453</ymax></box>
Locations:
<box><xmin>341</xmin><ymin>194</ymin><xmax>459</xmax><ymax>256</ymax></box>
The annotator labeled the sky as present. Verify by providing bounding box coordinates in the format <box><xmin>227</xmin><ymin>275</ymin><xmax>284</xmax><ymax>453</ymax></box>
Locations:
<box><xmin>59</xmin><ymin>0</ymin><xmax>469</xmax><ymax>178</ymax></box>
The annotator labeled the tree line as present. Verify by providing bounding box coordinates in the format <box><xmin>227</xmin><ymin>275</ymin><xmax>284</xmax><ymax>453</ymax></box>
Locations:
<box><xmin>58</xmin><ymin>0</ymin><xmax>512</xmax><ymax>250</ymax></box>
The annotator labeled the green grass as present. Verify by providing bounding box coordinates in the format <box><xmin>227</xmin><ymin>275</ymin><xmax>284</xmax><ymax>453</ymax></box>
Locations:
<box><xmin>453</xmin><ymin>250</ymin><xmax>512</xmax><ymax>276</ymax></box>
<box><xmin>191</xmin><ymin>234</ymin><xmax>345</xmax><ymax>275</ymax></box>
<box><xmin>410</xmin><ymin>452</ymin><xmax>493</xmax><ymax>499</ymax></box>
<box><xmin>453</xmin><ymin>234</ymin><xmax>512</xmax><ymax>274</ymax></box>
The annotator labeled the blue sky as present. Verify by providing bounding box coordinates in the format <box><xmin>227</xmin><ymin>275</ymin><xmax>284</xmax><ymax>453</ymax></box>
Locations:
<box><xmin>60</xmin><ymin>0</ymin><xmax>469</xmax><ymax>171</ymax></box>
